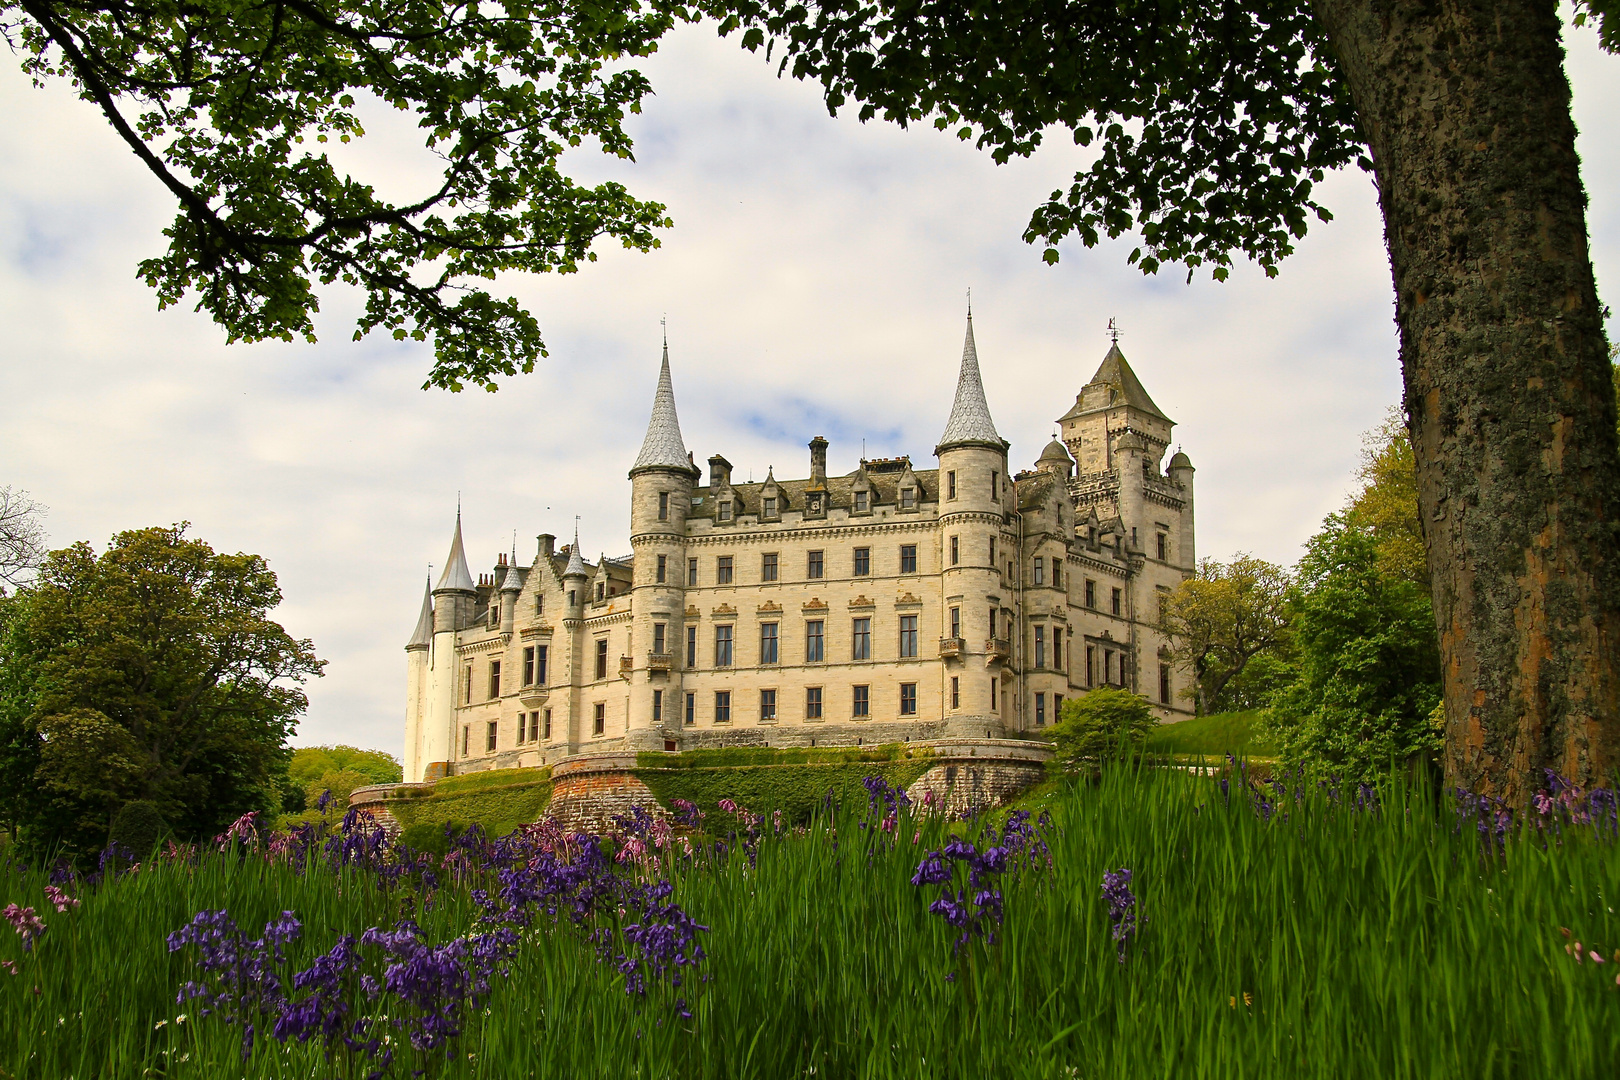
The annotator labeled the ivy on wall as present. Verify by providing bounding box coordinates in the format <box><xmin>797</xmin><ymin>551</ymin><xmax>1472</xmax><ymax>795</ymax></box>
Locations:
<box><xmin>386</xmin><ymin>768</ymin><xmax>553</xmax><ymax>840</ymax></box>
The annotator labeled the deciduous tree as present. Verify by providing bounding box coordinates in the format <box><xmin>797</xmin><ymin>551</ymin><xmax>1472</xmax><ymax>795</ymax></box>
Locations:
<box><xmin>1160</xmin><ymin>555</ymin><xmax>1292</xmax><ymax>716</ymax></box>
<box><xmin>0</xmin><ymin>525</ymin><xmax>323</xmax><ymax>855</ymax></box>
<box><xmin>711</xmin><ymin>0</ymin><xmax>1620</xmax><ymax>799</ymax></box>
<box><xmin>0</xmin><ymin>486</ymin><xmax>47</xmax><ymax>592</ymax></box>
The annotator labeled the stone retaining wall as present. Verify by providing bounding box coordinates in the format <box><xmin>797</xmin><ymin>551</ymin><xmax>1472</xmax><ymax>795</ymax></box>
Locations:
<box><xmin>904</xmin><ymin>739</ymin><xmax>1051</xmax><ymax>817</ymax></box>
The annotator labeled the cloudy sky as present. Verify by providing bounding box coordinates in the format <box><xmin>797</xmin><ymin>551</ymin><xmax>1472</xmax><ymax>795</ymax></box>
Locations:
<box><xmin>2</xmin><ymin>17</ymin><xmax>1616</xmax><ymax>756</ymax></box>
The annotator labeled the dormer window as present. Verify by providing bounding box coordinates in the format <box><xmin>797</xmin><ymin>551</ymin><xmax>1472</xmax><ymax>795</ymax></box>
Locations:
<box><xmin>900</xmin><ymin>487</ymin><xmax>916</xmax><ymax>509</ymax></box>
<box><xmin>854</xmin><ymin>491</ymin><xmax>869</xmax><ymax>513</ymax></box>
<box><xmin>595</xmin><ymin>582</ymin><xmax>604</xmax><ymax>602</ymax></box>
<box><xmin>763</xmin><ymin>497</ymin><xmax>777</xmax><ymax>517</ymax></box>
<box><xmin>488</xmin><ymin>606</ymin><xmax>500</xmax><ymax>629</ymax></box>
<box><xmin>718</xmin><ymin>501</ymin><xmax>733</xmax><ymax>522</ymax></box>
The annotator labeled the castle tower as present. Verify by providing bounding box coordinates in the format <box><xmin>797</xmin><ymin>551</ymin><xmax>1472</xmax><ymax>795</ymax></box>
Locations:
<box><xmin>417</xmin><ymin>512</ymin><xmax>476</xmax><ymax>781</ymax></box>
<box><xmin>627</xmin><ymin>337</ymin><xmax>702</xmax><ymax>749</ymax></box>
<box><xmin>935</xmin><ymin>311</ymin><xmax>1012</xmax><ymax>735</ymax></box>
<box><xmin>403</xmin><ymin>576</ymin><xmax>433</xmax><ymax>783</ymax></box>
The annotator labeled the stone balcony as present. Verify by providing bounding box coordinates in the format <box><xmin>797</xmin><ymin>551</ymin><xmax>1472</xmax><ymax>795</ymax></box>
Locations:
<box><xmin>518</xmin><ymin>684</ymin><xmax>549</xmax><ymax>706</ymax></box>
<box><xmin>985</xmin><ymin>638</ymin><xmax>1012</xmax><ymax>665</ymax></box>
<box><xmin>619</xmin><ymin>655</ymin><xmax>633</xmax><ymax>679</ymax></box>
<box><xmin>938</xmin><ymin>636</ymin><xmax>965</xmax><ymax>659</ymax></box>
<box><xmin>646</xmin><ymin>652</ymin><xmax>674</xmax><ymax>675</ymax></box>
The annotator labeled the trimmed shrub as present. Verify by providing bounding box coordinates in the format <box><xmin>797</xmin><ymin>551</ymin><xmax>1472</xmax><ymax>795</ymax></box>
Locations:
<box><xmin>107</xmin><ymin>800</ymin><xmax>168</xmax><ymax>858</ymax></box>
<box><xmin>1048</xmin><ymin>690</ymin><xmax>1157</xmax><ymax>775</ymax></box>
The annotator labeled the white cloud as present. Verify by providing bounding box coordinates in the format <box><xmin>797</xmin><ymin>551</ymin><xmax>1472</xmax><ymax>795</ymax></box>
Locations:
<box><xmin>1</xmin><ymin>19</ymin><xmax>1615</xmax><ymax>755</ymax></box>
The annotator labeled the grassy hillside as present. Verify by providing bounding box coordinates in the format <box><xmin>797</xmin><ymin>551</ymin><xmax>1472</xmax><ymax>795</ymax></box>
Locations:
<box><xmin>384</xmin><ymin>767</ymin><xmax>553</xmax><ymax>846</ymax></box>
<box><xmin>1145</xmin><ymin>710</ymin><xmax>1277</xmax><ymax>758</ymax></box>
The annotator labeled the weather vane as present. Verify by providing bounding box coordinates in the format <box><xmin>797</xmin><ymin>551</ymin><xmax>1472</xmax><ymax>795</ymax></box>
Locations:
<box><xmin>1107</xmin><ymin>317</ymin><xmax>1121</xmax><ymax>344</ymax></box>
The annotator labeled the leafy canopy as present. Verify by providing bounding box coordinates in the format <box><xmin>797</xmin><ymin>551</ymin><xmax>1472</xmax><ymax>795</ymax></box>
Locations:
<box><xmin>289</xmin><ymin>744</ymin><xmax>402</xmax><ymax>786</ymax></box>
<box><xmin>0</xmin><ymin>525</ymin><xmax>323</xmax><ymax>855</ymax></box>
<box><xmin>1159</xmin><ymin>554</ymin><xmax>1292</xmax><ymax>716</ymax></box>
<box><xmin>1047</xmin><ymin>688</ymin><xmax>1156</xmax><ymax>775</ymax></box>
<box><xmin>709</xmin><ymin>0</ymin><xmax>1364</xmax><ymax>282</ymax></box>
<box><xmin>4</xmin><ymin>0</ymin><xmax>674</xmax><ymax>390</ymax></box>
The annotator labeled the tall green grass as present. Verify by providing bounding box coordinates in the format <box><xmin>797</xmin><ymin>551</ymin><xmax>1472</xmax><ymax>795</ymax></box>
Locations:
<box><xmin>1146</xmin><ymin>709</ymin><xmax>1278</xmax><ymax>758</ymax></box>
<box><xmin>2</xmin><ymin>766</ymin><xmax>1615</xmax><ymax>1079</ymax></box>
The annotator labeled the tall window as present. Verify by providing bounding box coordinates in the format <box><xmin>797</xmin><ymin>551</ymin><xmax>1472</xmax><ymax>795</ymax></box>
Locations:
<box><xmin>536</xmin><ymin>645</ymin><xmax>549</xmax><ymax>686</ymax></box>
<box><xmin>462</xmin><ymin>726</ymin><xmax>470</xmax><ymax>756</ymax></box>
<box><xmin>950</xmin><ymin>676</ymin><xmax>960</xmax><ymax>710</ymax></box>
<box><xmin>899</xmin><ymin>544</ymin><xmax>917</xmax><ymax>574</ymax></box>
<box><xmin>899</xmin><ymin>615</ymin><xmax>918</xmax><ymax>658</ymax></box>
<box><xmin>715</xmin><ymin>691</ymin><xmax>732</xmax><ymax>724</ymax></box>
<box><xmin>1160</xmin><ymin>664</ymin><xmax>1171</xmax><ymax>704</ymax></box>
<box><xmin>519</xmin><ymin>713</ymin><xmax>528</xmax><ymax>743</ymax></box>
<box><xmin>852</xmin><ymin>618</ymin><xmax>871</xmax><ymax>660</ymax></box>
<box><xmin>1055</xmin><ymin>628</ymin><xmax>1064</xmax><ymax>671</ymax></box>
<box><xmin>658</xmin><ymin>491</ymin><xmax>670</xmax><ymax>520</ymax></box>
<box><xmin>900</xmin><ymin>683</ymin><xmax>917</xmax><ymax>715</ymax></box>
<box><xmin>760</xmin><ymin>688</ymin><xmax>777</xmax><ymax>721</ymax></box>
<box><xmin>806</xmin><ymin>620</ymin><xmax>825</xmax><ymax>662</ymax></box>
<box><xmin>688</xmin><ymin>558</ymin><xmax>699</xmax><ymax>586</ymax></box>
<box><xmin>653</xmin><ymin>623</ymin><xmax>666</xmax><ymax>654</ymax></box>
<box><xmin>853</xmin><ymin>547</ymin><xmax>871</xmax><ymax>576</ymax></box>
<box><xmin>1111</xmin><ymin>588</ymin><xmax>1123</xmax><ymax>616</ymax></box>
<box><xmin>947</xmin><ymin>470</ymin><xmax>957</xmax><ymax>499</ymax></box>
<box><xmin>1035</xmin><ymin>692</ymin><xmax>1047</xmax><ymax>727</ymax></box>
<box><xmin>486</xmin><ymin>721</ymin><xmax>498</xmax><ymax>753</ymax></box>
<box><xmin>652</xmin><ymin>689</ymin><xmax>663</xmax><ymax>722</ymax></box>
<box><xmin>949</xmin><ymin>606</ymin><xmax>961</xmax><ymax>639</ymax></box>
<box><xmin>715</xmin><ymin>625</ymin><xmax>734</xmax><ymax>667</ymax></box>
<box><xmin>488</xmin><ymin>661</ymin><xmax>501</xmax><ymax>699</ymax></box>
<box><xmin>808</xmin><ymin>550</ymin><xmax>824</xmax><ymax>579</ymax></box>
<box><xmin>1054</xmin><ymin>694</ymin><xmax>1063</xmax><ymax>721</ymax></box>
<box><xmin>684</xmin><ymin>692</ymin><xmax>695</xmax><ymax>726</ymax></box>
<box><xmin>989</xmin><ymin>537</ymin><xmax>996</xmax><ymax>564</ymax></box>
<box><xmin>1086</xmin><ymin>645</ymin><xmax>1096</xmax><ymax>687</ymax></box>
<box><xmin>656</xmin><ymin>554</ymin><xmax>667</xmax><ymax>583</ymax></box>
<box><xmin>989</xmin><ymin>607</ymin><xmax>997</xmax><ymax>642</ymax></box>
<box><xmin>1034</xmin><ymin>625</ymin><xmax>1046</xmax><ymax>669</ymax></box>
<box><xmin>717</xmin><ymin>556</ymin><xmax>734</xmax><ymax>585</ymax></box>
<box><xmin>760</xmin><ymin>623</ymin><xmax>779</xmax><ymax>664</ymax></box>
<box><xmin>990</xmin><ymin>678</ymin><xmax>997</xmax><ymax>710</ymax></box>
<box><xmin>1085</xmin><ymin>579</ymin><xmax>1097</xmax><ymax>609</ymax></box>
<box><xmin>543</xmin><ymin>708</ymin><xmax>552</xmax><ymax>739</ymax></box>
<box><xmin>1052</xmin><ymin>560</ymin><xmax>1062</xmax><ymax>588</ymax></box>
<box><xmin>852</xmin><ymin>685</ymin><xmax>870</xmax><ymax>718</ymax></box>
<box><xmin>595</xmin><ymin>639</ymin><xmax>608</xmax><ymax>680</ymax></box>
<box><xmin>593</xmin><ymin>703</ymin><xmax>605</xmax><ymax>735</ymax></box>
<box><xmin>900</xmin><ymin>487</ymin><xmax>916</xmax><ymax>509</ymax></box>
<box><xmin>685</xmin><ymin>625</ymin><xmax>697</xmax><ymax>668</ymax></box>
<box><xmin>950</xmin><ymin>535</ymin><xmax>959</xmax><ymax>565</ymax></box>
<box><xmin>1033</xmin><ymin>557</ymin><xmax>1045</xmax><ymax>585</ymax></box>
<box><xmin>806</xmin><ymin>686</ymin><xmax>823</xmax><ymax>720</ymax></box>
<box><xmin>1157</xmin><ymin>533</ymin><xmax>1167</xmax><ymax>560</ymax></box>
<box><xmin>523</xmin><ymin>646</ymin><xmax>535</xmax><ymax>686</ymax></box>
<box><xmin>990</xmin><ymin>471</ymin><xmax>998</xmax><ymax>498</ymax></box>
<box><xmin>762</xmin><ymin>552</ymin><xmax>779</xmax><ymax>581</ymax></box>
<box><xmin>596</xmin><ymin>582</ymin><xmax>605</xmax><ymax>603</ymax></box>
<box><xmin>854</xmin><ymin>490</ymin><xmax>869</xmax><ymax>513</ymax></box>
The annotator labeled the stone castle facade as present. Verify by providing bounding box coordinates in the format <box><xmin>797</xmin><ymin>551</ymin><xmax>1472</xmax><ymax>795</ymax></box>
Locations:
<box><xmin>402</xmin><ymin>316</ymin><xmax>1197</xmax><ymax>783</ymax></box>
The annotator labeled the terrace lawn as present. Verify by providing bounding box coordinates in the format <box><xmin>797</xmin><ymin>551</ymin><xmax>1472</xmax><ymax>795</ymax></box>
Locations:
<box><xmin>1146</xmin><ymin>709</ymin><xmax>1278</xmax><ymax>760</ymax></box>
<box><xmin>2</xmin><ymin>765</ymin><xmax>1615</xmax><ymax>1079</ymax></box>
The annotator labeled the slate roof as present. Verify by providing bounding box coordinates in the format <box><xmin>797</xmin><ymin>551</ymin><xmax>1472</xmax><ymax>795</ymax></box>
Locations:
<box><xmin>689</xmin><ymin>468</ymin><xmax>940</xmax><ymax>520</ymax></box>
<box><xmin>1059</xmin><ymin>343</ymin><xmax>1171</xmax><ymax>423</ymax></box>
<box><xmin>435</xmin><ymin>514</ymin><xmax>476</xmax><ymax>593</ymax></box>
<box><xmin>937</xmin><ymin>315</ymin><xmax>1005</xmax><ymax>451</ymax></box>
<box><xmin>631</xmin><ymin>342</ymin><xmax>698</xmax><ymax>475</ymax></box>
<box><xmin>406</xmin><ymin>576</ymin><xmax>434</xmax><ymax>648</ymax></box>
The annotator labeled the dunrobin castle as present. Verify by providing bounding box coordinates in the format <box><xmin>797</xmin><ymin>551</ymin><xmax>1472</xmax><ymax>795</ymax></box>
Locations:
<box><xmin>401</xmin><ymin>315</ymin><xmax>1197</xmax><ymax>783</ymax></box>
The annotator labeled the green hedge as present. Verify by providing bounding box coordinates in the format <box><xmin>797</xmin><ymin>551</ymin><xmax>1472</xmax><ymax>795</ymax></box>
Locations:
<box><xmin>633</xmin><ymin>760</ymin><xmax>933</xmax><ymax>826</ymax></box>
<box><xmin>385</xmin><ymin>768</ymin><xmax>553</xmax><ymax>839</ymax></box>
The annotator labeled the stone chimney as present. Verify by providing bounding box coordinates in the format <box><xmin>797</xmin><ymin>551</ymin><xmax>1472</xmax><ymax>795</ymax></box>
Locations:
<box><xmin>808</xmin><ymin>436</ymin><xmax>828</xmax><ymax>488</ymax></box>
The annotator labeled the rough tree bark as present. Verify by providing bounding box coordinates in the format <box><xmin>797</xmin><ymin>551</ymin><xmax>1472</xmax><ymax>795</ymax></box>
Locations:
<box><xmin>1309</xmin><ymin>0</ymin><xmax>1620</xmax><ymax>799</ymax></box>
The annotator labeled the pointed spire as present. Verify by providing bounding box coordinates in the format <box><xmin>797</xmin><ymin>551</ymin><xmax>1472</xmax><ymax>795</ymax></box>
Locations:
<box><xmin>406</xmin><ymin>575</ymin><xmax>435</xmax><ymax>648</ymax></box>
<box><xmin>936</xmin><ymin>311</ymin><xmax>1006</xmax><ymax>453</ymax></box>
<box><xmin>631</xmin><ymin>336</ymin><xmax>696</xmax><ymax>475</ymax></box>
<box><xmin>434</xmin><ymin>510</ymin><xmax>476</xmax><ymax>593</ymax></box>
<box><xmin>563</xmin><ymin>522</ymin><xmax>588</xmax><ymax>578</ymax></box>
<box><xmin>499</xmin><ymin>564</ymin><xmax>525</xmax><ymax>592</ymax></box>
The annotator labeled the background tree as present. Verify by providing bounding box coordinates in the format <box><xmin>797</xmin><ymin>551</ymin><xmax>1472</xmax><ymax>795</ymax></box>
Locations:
<box><xmin>1160</xmin><ymin>555</ymin><xmax>1292</xmax><ymax>716</ymax></box>
<box><xmin>288</xmin><ymin>744</ymin><xmax>403</xmax><ymax>788</ymax></box>
<box><xmin>710</xmin><ymin>0</ymin><xmax>1620</xmax><ymax>800</ymax></box>
<box><xmin>2</xmin><ymin>0</ymin><xmax>675</xmax><ymax>390</ymax></box>
<box><xmin>0</xmin><ymin>486</ymin><xmax>47</xmax><ymax>592</ymax></box>
<box><xmin>0</xmin><ymin>525</ymin><xmax>322</xmax><ymax>856</ymax></box>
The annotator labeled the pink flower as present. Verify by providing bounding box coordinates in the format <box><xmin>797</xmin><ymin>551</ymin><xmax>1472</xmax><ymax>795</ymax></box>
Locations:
<box><xmin>42</xmin><ymin>886</ymin><xmax>78</xmax><ymax>913</ymax></box>
<box><xmin>1</xmin><ymin>960</ymin><xmax>16</xmax><ymax>975</ymax></box>
<box><xmin>1591</xmin><ymin>951</ymin><xmax>1606</xmax><ymax>964</ymax></box>
<box><xmin>3</xmin><ymin>904</ymin><xmax>46</xmax><ymax>951</ymax></box>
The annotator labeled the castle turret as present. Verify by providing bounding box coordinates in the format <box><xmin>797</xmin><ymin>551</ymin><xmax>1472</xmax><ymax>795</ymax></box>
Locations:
<box><xmin>498</xmin><ymin>561</ymin><xmax>523</xmax><ymax>635</ymax></box>
<box><xmin>403</xmin><ymin>576</ymin><xmax>433</xmax><ymax>782</ymax></box>
<box><xmin>935</xmin><ymin>311</ymin><xmax>1013</xmax><ymax>735</ymax></box>
<box><xmin>1168</xmin><ymin>450</ymin><xmax>1196</xmax><ymax>570</ymax></box>
<box><xmin>417</xmin><ymin>512</ymin><xmax>477</xmax><ymax>782</ymax></box>
<box><xmin>627</xmin><ymin>337</ymin><xmax>701</xmax><ymax>749</ymax></box>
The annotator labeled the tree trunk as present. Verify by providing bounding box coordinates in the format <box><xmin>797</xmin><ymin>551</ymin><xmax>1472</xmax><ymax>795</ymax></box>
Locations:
<box><xmin>1309</xmin><ymin>0</ymin><xmax>1620</xmax><ymax>800</ymax></box>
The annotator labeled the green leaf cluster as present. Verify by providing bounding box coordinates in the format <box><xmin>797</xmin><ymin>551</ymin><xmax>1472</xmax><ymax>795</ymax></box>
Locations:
<box><xmin>710</xmin><ymin>0</ymin><xmax>1363</xmax><ymax>281</ymax></box>
<box><xmin>5</xmin><ymin>0</ymin><xmax>676</xmax><ymax>390</ymax></box>
<box><xmin>0</xmin><ymin>525</ymin><xmax>323</xmax><ymax>858</ymax></box>
<box><xmin>1046</xmin><ymin>687</ymin><xmax>1156</xmax><ymax>774</ymax></box>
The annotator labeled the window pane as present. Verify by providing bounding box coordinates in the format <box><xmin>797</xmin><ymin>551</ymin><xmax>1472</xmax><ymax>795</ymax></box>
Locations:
<box><xmin>761</xmin><ymin>688</ymin><xmax>777</xmax><ymax>720</ymax></box>
<box><xmin>762</xmin><ymin>553</ymin><xmax>778</xmax><ymax>581</ymax></box>
<box><xmin>717</xmin><ymin>556</ymin><xmax>734</xmax><ymax>584</ymax></box>
<box><xmin>899</xmin><ymin>615</ymin><xmax>918</xmax><ymax>658</ymax></box>
<box><xmin>900</xmin><ymin>545</ymin><xmax>917</xmax><ymax>574</ymax></box>
<box><xmin>715</xmin><ymin>691</ymin><xmax>731</xmax><ymax>723</ymax></box>
<box><xmin>688</xmin><ymin>558</ymin><xmax>699</xmax><ymax>586</ymax></box>
<box><xmin>900</xmin><ymin>683</ymin><xmax>917</xmax><ymax>715</ymax></box>
<box><xmin>760</xmin><ymin>623</ymin><xmax>779</xmax><ymax>664</ymax></box>
<box><xmin>686</xmin><ymin>625</ymin><xmax>697</xmax><ymax>667</ymax></box>
<box><xmin>806</xmin><ymin>687</ymin><xmax>822</xmax><ymax>719</ymax></box>
<box><xmin>852</xmin><ymin>685</ymin><xmax>869</xmax><ymax>717</ymax></box>
<box><xmin>715</xmin><ymin>625</ymin><xmax>733</xmax><ymax>667</ymax></box>
<box><xmin>852</xmin><ymin>618</ymin><xmax>871</xmax><ymax>660</ymax></box>
<box><xmin>854</xmin><ymin>547</ymin><xmax>870</xmax><ymax>576</ymax></box>
<box><xmin>808</xmin><ymin>550</ymin><xmax>824</xmax><ymax>579</ymax></box>
<box><xmin>806</xmin><ymin>620</ymin><xmax>824</xmax><ymax>663</ymax></box>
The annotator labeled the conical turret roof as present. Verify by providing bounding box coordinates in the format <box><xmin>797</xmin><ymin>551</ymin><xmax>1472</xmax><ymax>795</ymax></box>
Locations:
<box><xmin>435</xmin><ymin>512</ymin><xmax>476</xmax><ymax>593</ymax></box>
<box><xmin>563</xmin><ymin>525</ymin><xmax>588</xmax><ymax>578</ymax></box>
<box><xmin>499</xmin><ymin>564</ymin><xmax>525</xmax><ymax>592</ymax></box>
<box><xmin>936</xmin><ymin>313</ymin><xmax>1006</xmax><ymax>452</ymax></box>
<box><xmin>1060</xmin><ymin>342</ymin><xmax>1170</xmax><ymax>423</ymax></box>
<box><xmin>406</xmin><ymin>575</ymin><xmax>434</xmax><ymax>648</ymax></box>
<box><xmin>631</xmin><ymin>338</ymin><xmax>697</xmax><ymax>475</ymax></box>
